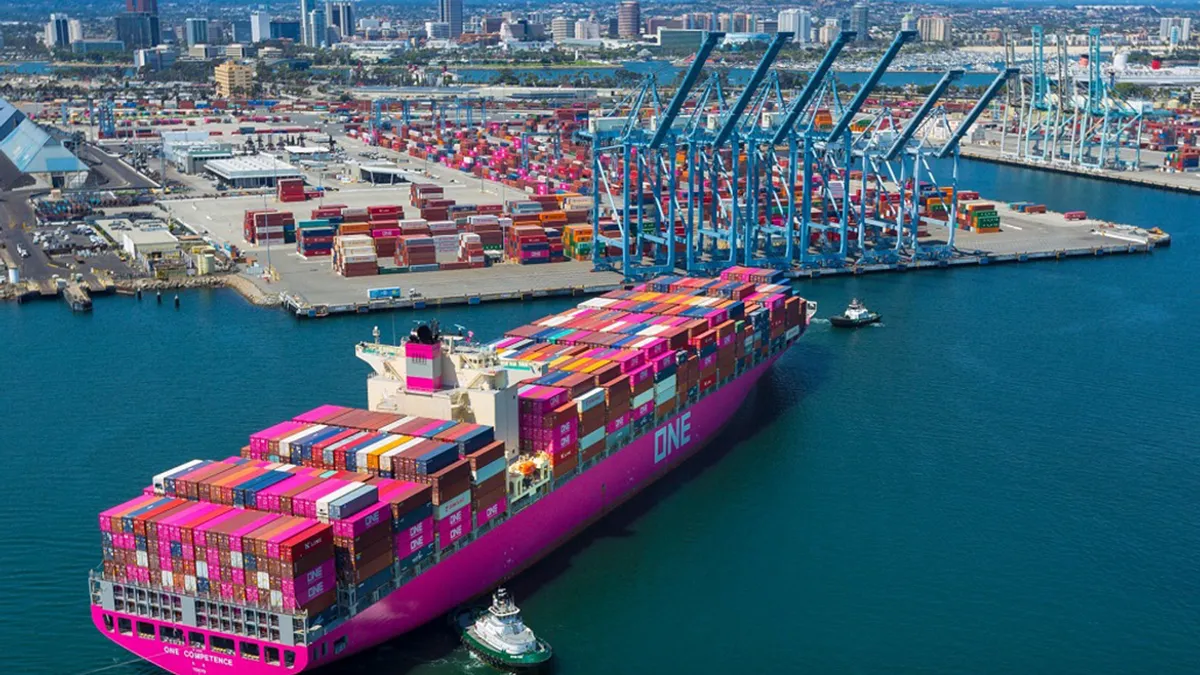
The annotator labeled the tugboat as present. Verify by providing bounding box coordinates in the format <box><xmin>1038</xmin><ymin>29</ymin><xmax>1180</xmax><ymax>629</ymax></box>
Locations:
<box><xmin>829</xmin><ymin>298</ymin><xmax>880</xmax><ymax>328</ymax></box>
<box><xmin>459</xmin><ymin>588</ymin><xmax>553</xmax><ymax>671</ymax></box>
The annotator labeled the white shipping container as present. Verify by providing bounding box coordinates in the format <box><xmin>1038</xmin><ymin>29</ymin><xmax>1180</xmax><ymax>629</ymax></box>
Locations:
<box><xmin>340</xmin><ymin>254</ymin><xmax>378</xmax><ymax>264</ymax></box>
<box><xmin>435</xmin><ymin>249</ymin><xmax>458</xmax><ymax>264</ymax></box>
<box><xmin>655</xmin><ymin>375</ymin><xmax>677</xmax><ymax>394</ymax></box>
<box><xmin>379</xmin><ymin>416</ymin><xmax>419</xmax><ymax>433</ymax></box>
<box><xmin>472</xmin><ymin>457</ymin><xmax>506</xmax><ymax>483</ymax></box>
<box><xmin>184</xmin><ymin>575</ymin><xmax>197</xmax><ymax>593</ymax></box>
<box><xmin>316</xmin><ymin>482</ymin><xmax>365</xmax><ymax>522</ymax></box>
<box><xmin>633</xmin><ymin>389</ymin><xmax>654</xmax><ymax>408</ymax></box>
<box><xmin>197</xmin><ymin>561</ymin><xmax>208</xmax><ymax>579</ymax></box>
<box><xmin>270</xmin><ymin>590</ymin><xmax>283</xmax><ymax>609</ymax></box>
<box><xmin>161</xmin><ymin>570</ymin><xmax>173</xmax><ymax>588</ymax></box>
<box><xmin>136</xmin><ymin>550</ymin><xmax>148</xmax><ymax>567</ymax></box>
<box><xmin>655</xmin><ymin>389</ymin><xmax>675</xmax><ymax>406</ymax></box>
<box><xmin>580</xmin><ymin>426</ymin><xmax>606</xmax><ymax>450</ymax></box>
<box><xmin>153</xmin><ymin>459</ymin><xmax>204</xmax><ymax>494</ymax></box>
<box><xmin>435</xmin><ymin>490</ymin><xmax>471</xmax><ymax>519</ymax></box>
<box><xmin>574</xmin><ymin>387</ymin><xmax>606</xmax><ymax>412</ymax></box>
<box><xmin>231</xmin><ymin>551</ymin><xmax>243</xmax><ymax>569</ymax></box>
<box><xmin>257</xmin><ymin>571</ymin><xmax>271</xmax><ymax>589</ymax></box>
<box><xmin>636</xmin><ymin>325</ymin><xmax>669</xmax><ymax>337</ymax></box>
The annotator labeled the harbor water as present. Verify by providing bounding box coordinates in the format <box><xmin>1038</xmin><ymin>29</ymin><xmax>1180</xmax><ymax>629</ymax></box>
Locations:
<box><xmin>2</xmin><ymin>160</ymin><xmax>1197</xmax><ymax>674</ymax></box>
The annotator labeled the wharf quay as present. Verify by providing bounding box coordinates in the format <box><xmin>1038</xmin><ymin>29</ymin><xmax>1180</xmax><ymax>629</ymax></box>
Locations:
<box><xmin>960</xmin><ymin>145</ymin><xmax>1200</xmax><ymax>195</ymax></box>
<box><xmin>266</xmin><ymin>207</ymin><xmax>1167</xmax><ymax>319</ymax></box>
<box><xmin>270</xmin><ymin>261</ymin><xmax>625</xmax><ymax>318</ymax></box>
<box><xmin>788</xmin><ymin>204</ymin><xmax>1170</xmax><ymax>280</ymax></box>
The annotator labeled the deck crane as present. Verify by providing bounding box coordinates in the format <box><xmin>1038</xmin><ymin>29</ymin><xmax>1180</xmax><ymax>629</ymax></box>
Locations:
<box><xmin>589</xmin><ymin>31</ymin><xmax>723</xmax><ymax>278</ymax></box>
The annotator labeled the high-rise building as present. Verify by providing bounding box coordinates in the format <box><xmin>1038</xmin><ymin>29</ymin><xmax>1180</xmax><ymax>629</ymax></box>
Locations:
<box><xmin>185</xmin><ymin>18</ymin><xmax>209</xmax><ymax>47</ymax></box>
<box><xmin>901</xmin><ymin>12</ymin><xmax>916</xmax><ymax>32</ymax></box>
<box><xmin>68</xmin><ymin>19</ymin><xmax>84</xmax><ymax>43</ymax></box>
<box><xmin>819</xmin><ymin>17</ymin><xmax>840</xmax><ymax>44</ymax></box>
<box><xmin>121</xmin><ymin>0</ymin><xmax>160</xmax><ymax>46</ymax></box>
<box><xmin>426</xmin><ymin>21</ymin><xmax>451</xmax><ymax>40</ymax></box>
<box><xmin>482</xmin><ymin>17</ymin><xmax>503</xmax><ymax>33</ymax></box>
<box><xmin>46</xmin><ymin>14</ymin><xmax>72</xmax><ymax>48</ymax></box>
<box><xmin>269</xmin><ymin>19</ymin><xmax>301</xmax><ymax>41</ymax></box>
<box><xmin>550</xmin><ymin>16</ymin><xmax>572</xmax><ymax>42</ymax></box>
<box><xmin>214</xmin><ymin>60</ymin><xmax>254</xmax><ymax>97</ymax></box>
<box><xmin>917</xmin><ymin>15</ymin><xmax>950</xmax><ymax>43</ymax></box>
<box><xmin>328</xmin><ymin>2</ymin><xmax>354</xmax><ymax>39</ymax></box>
<box><xmin>850</xmin><ymin>3</ymin><xmax>869</xmax><ymax>42</ymax></box>
<box><xmin>135</xmin><ymin>46</ymin><xmax>176</xmax><ymax>71</ymax></box>
<box><xmin>684</xmin><ymin>13</ymin><xmax>714</xmax><ymax>31</ymax></box>
<box><xmin>759</xmin><ymin>19</ymin><xmax>778</xmax><ymax>35</ymax></box>
<box><xmin>778</xmin><ymin>9</ymin><xmax>811</xmax><ymax>44</ymax></box>
<box><xmin>231</xmin><ymin>20</ymin><xmax>252</xmax><ymax>44</ymax></box>
<box><xmin>126</xmin><ymin>0</ymin><xmax>157</xmax><ymax>13</ymax></box>
<box><xmin>115</xmin><ymin>13</ymin><xmax>159</xmax><ymax>49</ymax></box>
<box><xmin>439</xmin><ymin>0</ymin><xmax>463</xmax><ymax>38</ymax></box>
<box><xmin>307</xmin><ymin>6</ymin><xmax>327</xmax><ymax>46</ymax></box>
<box><xmin>731</xmin><ymin>12</ymin><xmax>752</xmax><ymax>33</ymax></box>
<box><xmin>1159</xmin><ymin>17</ymin><xmax>1192</xmax><ymax>44</ymax></box>
<box><xmin>617</xmin><ymin>1</ymin><xmax>640</xmax><ymax>39</ymax></box>
<box><xmin>299</xmin><ymin>0</ymin><xmax>310</xmax><ymax>46</ymax></box>
<box><xmin>250</xmin><ymin>12</ymin><xmax>270</xmax><ymax>43</ymax></box>
<box><xmin>574</xmin><ymin>18</ymin><xmax>601</xmax><ymax>40</ymax></box>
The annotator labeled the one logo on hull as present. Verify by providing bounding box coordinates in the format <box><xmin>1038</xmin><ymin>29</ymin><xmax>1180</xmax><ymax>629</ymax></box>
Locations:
<box><xmin>653</xmin><ymin>412</ymin><xmax>692</xmax><ymax>464</ymax></box>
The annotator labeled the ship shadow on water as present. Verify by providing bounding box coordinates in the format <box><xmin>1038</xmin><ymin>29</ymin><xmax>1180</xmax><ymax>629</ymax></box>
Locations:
<box><xmin>329</xmin><ymin>342</ymin><xmax>831</xmax><ymax>674</ymax></box>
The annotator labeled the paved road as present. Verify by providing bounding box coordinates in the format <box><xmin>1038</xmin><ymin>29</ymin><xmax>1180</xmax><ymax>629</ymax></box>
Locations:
<box><xmin>75</xmin><ymin>143</ymin><xmax>157</xmax><ymax>191</ymax></box>
<box><xmin>0</xmin><ymin>187</ymin><xmax>64</xmax><ymax>289</ymax></box>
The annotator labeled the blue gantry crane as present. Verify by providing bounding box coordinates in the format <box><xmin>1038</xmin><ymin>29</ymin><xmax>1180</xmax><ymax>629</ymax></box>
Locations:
<box><xmin>585</xmin><ymin>28</ymin><xmax>1010</xmax><ymax>278</ymax></box>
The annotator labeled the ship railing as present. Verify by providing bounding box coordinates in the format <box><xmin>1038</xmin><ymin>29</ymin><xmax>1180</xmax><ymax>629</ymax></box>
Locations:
<box><xmin>88</xmin><ymin>568</ymin><xmax>316</xmax><ymax>647</ymax></box>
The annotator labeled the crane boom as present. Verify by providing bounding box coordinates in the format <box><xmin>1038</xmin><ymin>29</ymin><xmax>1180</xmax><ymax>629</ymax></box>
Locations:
<box><xmin>825</xmin><ymin>30</ymin><xmax>918</xmax><ymax>143</ymax></box>
<box><xmin>770</xmin><ymin>30</ymin><xmax>855</xmax><ymax>145</ymax></box>
<box><xmin>648</xmin><ymin>31</ymin><xmax>726</xmax><ymax>149</ymax></box>
<box><xmin>713</xmin><ymin>32</ymin><xmax>792</xmax><ymax>147</ymax></box>
<box><xmin>884</xmin><ymin>69</ymin><xmax>963</xmax><ymax>160</ymax></box>
<box><xmin>935</xmin><ymin>68</ymin><xmax>1019</xmax><ymax>158</ymax></box>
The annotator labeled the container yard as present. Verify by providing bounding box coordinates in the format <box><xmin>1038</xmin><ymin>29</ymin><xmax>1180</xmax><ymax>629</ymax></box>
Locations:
<box><xmin>4</xmin><ymin>59</ymin><xmax>1177</xmax><ymax>313</ymax></box>
<box><xmin>89</xmin><ymin>268</ymin><xmax>808</xmax><ymax>674</ymax></box>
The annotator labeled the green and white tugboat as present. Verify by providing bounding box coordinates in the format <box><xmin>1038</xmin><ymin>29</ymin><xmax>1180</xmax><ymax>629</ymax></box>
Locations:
<box><xmin>459</xmin><ymin>588</ymin><xmax>553</xmax><ymax>671</ymax></box>
<box><xmin>829</xmin><ymin>298</ymin><xmax>881</xmax><ymax>328</ymax></box>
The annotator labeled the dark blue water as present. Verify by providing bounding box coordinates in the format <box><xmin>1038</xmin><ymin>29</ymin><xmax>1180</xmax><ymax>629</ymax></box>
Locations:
<box><xmin>3</xmin><ymin>159</ymin><xmax>1197</xmax><ymax>675</ymax></box>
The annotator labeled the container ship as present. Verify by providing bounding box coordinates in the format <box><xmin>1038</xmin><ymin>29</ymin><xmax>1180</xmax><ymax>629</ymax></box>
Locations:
<box><xmin>89</xmin><ymin>267</ymin><xmax>809</xmax><ymax>674</ymax></box>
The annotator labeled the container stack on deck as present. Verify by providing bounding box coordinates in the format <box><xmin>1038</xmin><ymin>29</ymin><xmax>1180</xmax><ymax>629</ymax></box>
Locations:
<box><xmin>97</xmin><ymin>406</ymin><xmax>510</xmax><ymax>624</ymax></box>
<box><xmin>492</xmin><ymin>267</ymin><xmax>808</xmax><ymax>477</ymax></box>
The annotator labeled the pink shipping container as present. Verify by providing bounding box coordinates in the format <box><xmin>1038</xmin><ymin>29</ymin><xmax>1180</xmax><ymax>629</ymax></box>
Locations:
<box><xmin>332</xmin><ymin>501</ymin><xmax>391</xmax><ymax>538</ymax></box>
<box><xmin>438</xmin><ymin>505</ymin><xmax>472</xmax><ymax>549</ymax></box>
<box><xmin>474</xmin><ymin>497</ymin><xmax>507</xmax><ymax>529</ymax></box>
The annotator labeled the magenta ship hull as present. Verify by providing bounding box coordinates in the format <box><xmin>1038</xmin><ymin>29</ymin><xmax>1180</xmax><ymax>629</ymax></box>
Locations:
<box><xmin>91</xmin><ymin>355</ymin><xmax>780</xmax><ymax>674</ymax></box>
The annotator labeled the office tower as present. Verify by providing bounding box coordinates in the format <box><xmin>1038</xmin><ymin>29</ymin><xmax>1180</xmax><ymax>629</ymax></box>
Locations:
<box><xmin>439</xmin><ymin>0</ymin><xmax>463</xmax><ymax>38</ymax></box>
<box><xmin>617</xmin><ymin>1</ymin><xmax>640</xmax><ymax>39</ymax></box>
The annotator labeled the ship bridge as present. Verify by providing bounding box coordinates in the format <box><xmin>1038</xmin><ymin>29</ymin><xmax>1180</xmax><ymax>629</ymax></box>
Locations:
<box><xmin>356</xmin><ymin>330</ymin><xmax>541</xmax><ymax>456</ymax></box>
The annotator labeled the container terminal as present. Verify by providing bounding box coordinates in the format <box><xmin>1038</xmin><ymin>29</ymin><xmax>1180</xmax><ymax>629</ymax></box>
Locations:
<box><xmin>89</xmin><ymin>266</ymin><xmax>809</xmax><ymax>674</ymax></box>
<box><xmin>0</xmin><ymin>29</ymin><xmax>1179</xmax><ymax>315</ymax></box>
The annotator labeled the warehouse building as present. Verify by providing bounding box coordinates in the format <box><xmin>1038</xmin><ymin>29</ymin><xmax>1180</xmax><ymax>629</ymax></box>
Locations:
<box><xmin>161</xmin><ymin>130</ymin><xmax>234</xmax><ymax>174</ymax></box>
<box><xmin>204</xmin><ymin>155</ymin><xmax>301</xmax><ymax>188</ymax></box>
<box><xmin>0</xmin><ymin>98</ymin><xmax>89</xmax><ymax>188</ymax></box>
